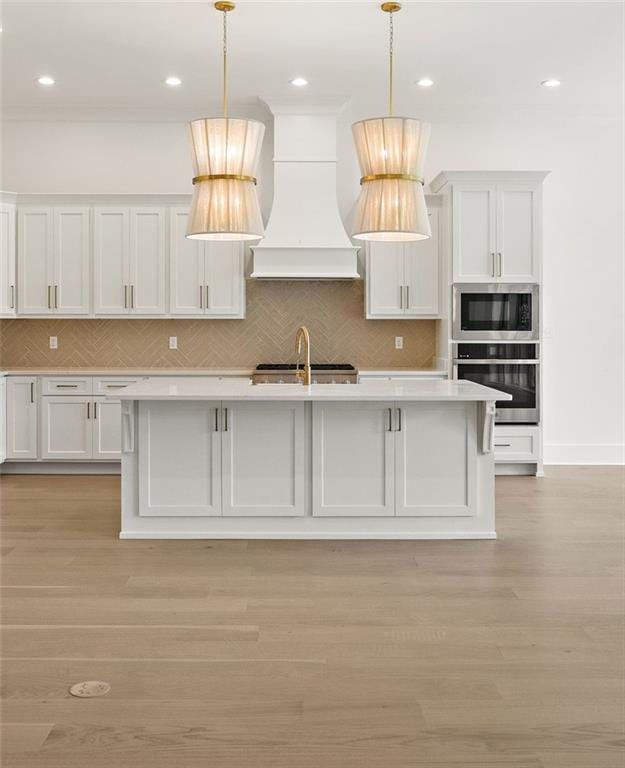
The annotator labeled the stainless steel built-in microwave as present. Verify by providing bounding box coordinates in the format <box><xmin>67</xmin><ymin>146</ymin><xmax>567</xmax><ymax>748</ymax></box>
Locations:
<box><xmin>452</xmin><ymin>284</ymin><xmax>539</xmax><ymax>341</ymax></box>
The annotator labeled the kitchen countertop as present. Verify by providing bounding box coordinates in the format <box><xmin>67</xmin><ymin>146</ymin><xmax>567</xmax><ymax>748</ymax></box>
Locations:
<box><xmin>0</xmin><ymin>367</ymin><xmax>446</xmax><ymax>377</ymax></box>
<box><xmin>114</xmin><ymin>377</ymin><xmax>509</xmax><ymax>402</ymax></box>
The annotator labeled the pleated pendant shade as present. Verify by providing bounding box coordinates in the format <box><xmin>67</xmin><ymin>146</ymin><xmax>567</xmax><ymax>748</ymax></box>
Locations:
<box><xmin>352</xmin><ymin>116</ymin><xmax>431</xmax><ymax>242</ymax></box>
<box><xmin>187</xmin><ymin>117</ymin><xmax>265</xmax><ymax>241</ymax></box>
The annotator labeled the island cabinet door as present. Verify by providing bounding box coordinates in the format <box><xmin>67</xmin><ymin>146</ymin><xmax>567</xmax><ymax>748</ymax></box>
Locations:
<box><xmin>395</xmin><ymin>402</ymin><xmax>477</xmax><ymax>517</ymax></box>
<box><xmin>138</xmin><ymin>402</ymin><xmax>221</xmax><ymax>517</ymax></box>
<box><xmin>312</xmin><ymin>402</ymin><xmax>395</xmax><ymax>517</ymax></box>
<box><xmin>221</xmin><ymin>402</ymin><xmax>306</xmax><ymax>517</ymax></box>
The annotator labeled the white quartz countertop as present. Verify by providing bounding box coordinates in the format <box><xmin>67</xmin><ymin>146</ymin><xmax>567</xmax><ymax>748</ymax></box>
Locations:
<box><xmin>114</xmin><ymin>377</ymin><xmax>510</xmax><ymax>402</ymax></box>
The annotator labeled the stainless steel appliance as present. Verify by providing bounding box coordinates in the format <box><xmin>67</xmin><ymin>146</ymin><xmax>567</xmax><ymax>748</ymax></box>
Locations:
<box><xmin>453</xmin><ymin>343</ymin><xmax>539</xmax><ymax>424</ymax></box>
<box><xmin>252</xmin><ymin>363</ymin><xmax>358</xmax><ymax>385</ymax></box>
<box><xmin>452</xmin><ymin>284</ymin><xmax>539</xmax><ymax>340</ymax></box>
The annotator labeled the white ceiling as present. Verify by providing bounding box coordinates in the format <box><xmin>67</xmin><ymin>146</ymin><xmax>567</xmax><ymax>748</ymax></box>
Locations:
<box><xmin>2</xmin><ymin>1</ymin><xmax>623</xmax><ymax>121</ymax></box>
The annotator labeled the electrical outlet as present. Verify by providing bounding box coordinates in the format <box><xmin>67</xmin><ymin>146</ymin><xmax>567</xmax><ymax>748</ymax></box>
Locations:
<box><xmin>49</xmin><ymin>336</ymin><xmax>58</xmax><ymax>350</ymax></box>
<box><xmin>169</xmin><ymin>336</ymin><xmax>178</xmax><ymax>350</ymax></box>
<box><xmin>395</xmin><ymin>336</ymin><xmax>404</xmax><ymax>350</ymax></box>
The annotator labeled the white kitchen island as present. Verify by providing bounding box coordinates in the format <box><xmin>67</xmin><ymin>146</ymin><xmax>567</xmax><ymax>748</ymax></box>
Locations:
<box><xmin>114</xmin><ymin>377</ymin><xmax>510</xmax><ymax>540</ymax></box>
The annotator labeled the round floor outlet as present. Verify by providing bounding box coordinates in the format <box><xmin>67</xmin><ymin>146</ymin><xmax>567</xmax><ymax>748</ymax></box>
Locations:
<box><xmin>69</xmin><ymin>681</ymin><xmax>111</xmax><ymax>698</ymax></box>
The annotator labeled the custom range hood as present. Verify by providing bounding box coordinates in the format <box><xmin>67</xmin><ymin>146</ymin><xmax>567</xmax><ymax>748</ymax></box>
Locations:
<box><xmin>251</xmin><ymin>99</ymin><xmax>359</xmax><ymax>279</ymax></box>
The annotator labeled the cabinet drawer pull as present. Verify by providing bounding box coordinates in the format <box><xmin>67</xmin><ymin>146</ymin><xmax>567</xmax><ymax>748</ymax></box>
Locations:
<box><xmin>93</xmin><ymin>401</ymin><xmax>98</xmax><ymax>419</ymax></box>
<box><xmin>87</xmin><ymin>402</ymin><xmax>90</xmax><ymax>419</ymax></box>
<box><xmin>495</xmin><ymin>442</ymin><xmax>511</xmax><ymax>447</ymax></box>
<box><xmin>223</xmin><ymin>407</ymin><xmax>228</xmax><ymax>432</ymax></box>
<box><xmin>399</xmin><ymin>285</ymin><xmax>403</xmax><ymax>309</ymax></box>
<box><xmin>54</xmin><ymin>285</ymin><xmax>58</xmax><ymax>309</ymax></box>
<box><xmin>396</xmin><ymin>407</ymin><xmax>402</xmax><ymax>432</ymax></box>
<box><xmin>387</xmin><ymin>407</ymin><xmax>393</xmax><ymax>432</ymax></box>
<box><xmin>55</xmin><ymin>384</ymin><xmax>78</xmax><ymax>388</ymax></box>
<box><xmin>47</xmin><ymin>285</ymin><xmax>51</xmax><ymax>309</ymax></box>
<box><xmin>131</xmin><ymin>285</ymin><xmax>135</xmax><ymax>309</ymax></box>
<box><xmin>199</xmin><ymin>285</ymin><xmax>203</xmax><ymax>309</ymax></box>
<box><xmin>10</xmin><ymin>285</ymin><xmax>15</xmax><ymax>309</ymax></box>
<box><xmin>105</xmin><ymin>384</ymin><xmax>125</xmax><ymax>389</ymax></box>
<box><xmin>497</xmin><ymin>252</ymin><xmax>503</xmax><ymax>277</ymax></box>
<box><xmin>405</xmin><ymin>285</ymin><xmax>410</xmax><ymax>309</ymax></box>
<box><xmin>205</xmin><ymin>285</ymin><xmax>209</xmax><ymax>309</ymax></box>
<box><xmin>124</xmin><ymin>285</ymin><xmax>128</xmax><ymax>309</ymax></box>
<box><xmin>30</xmin><ymin>382</ymin><xmax>34</xmax><ymax>403</ymax></box>
<box><xmin>214</xmin><ymin>408</ymin><xmax>219</xmax><ymax>432</ymax></box>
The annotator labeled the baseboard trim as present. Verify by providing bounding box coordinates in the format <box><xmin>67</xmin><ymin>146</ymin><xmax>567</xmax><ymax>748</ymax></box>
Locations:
<box><xmin>1</xmin><ymin>462</ymin><xmax>121</xmax><ymax>475</ymax></box>
<box><xmin>544</xmin><ymin>444</ymin><xmax>625</xmax><ymax>465</ymax></box>
<box><xmin>120</xmin><ymin>531</ymin><xmax>498</xmax><ymax>540</ymax></box>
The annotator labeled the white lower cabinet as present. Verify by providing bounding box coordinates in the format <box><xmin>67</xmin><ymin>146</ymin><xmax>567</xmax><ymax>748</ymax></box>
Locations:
<box><xmin>137</xmin><ymin>400</ymin><xmax>305</xmax><ymax>518</ymax></box>
<box><xmin>92</xmin><ymin>397</ymin><xmax>122</xmax><ymax>459</ymax></box>
<box><xmin>313</xmin><ymin>402</ymin><xmax>395</xmax><ymax>517</ymax></box>
<box><xmin>395</xmin><ymin>403</ymin><xmax>476</xmax><ymax>517</ymax></box>
<box><xmin>222</xmin><ymin>402</ymin><xmax>306</xmax><ymax>517</ymax></box>
<box><xmin>6</xmin><ymin>377</ymin><xmax>38</xmax><ymax>459</ymax></box>
<box><xmin>494</xmin><ymin>425</ymin><xmax>540</xmax><ymax>463</ymax></box>
<box><xmin>139</xmin><ymin>401</ymin><xmax>222</xmax><ymax>517</ymax></box>
<box><xmin>41</xmin><ymin>396</ymin><xmax>92</xmax><ymax>460</ymax></box>
<box><xmin>313</xmin><ymin>401</ymin><xmax>477</xmax><ymax>517</ymax></box>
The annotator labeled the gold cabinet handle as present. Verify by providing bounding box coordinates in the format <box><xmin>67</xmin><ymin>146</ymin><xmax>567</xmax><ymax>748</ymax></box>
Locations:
<box><xmin>205</xmin><ymin>285</ymin><xmax>209</xmax><ymax>309</ymax></box>
<box><xmin>399</xmin><ymin>285</ymin><xmax>404</xmax><ymax>309</ymax></box>
<box><xmin>131</xmin><ymin>285</ymin><xmax>135</xmax><ymax>309</ymax></box>
<box><xmin>405</xmin><ymin>285</ymin><xmax>410</xmax><ymax>309</ymax></box>
<box><xmin>490</xmin><ymin>252</ymin><xmax>495</xmax><ymax>277</ymax></box>
<box><xmin>124</xmin><ymin>285</ymin><xmax>128</xmax><ymax>309</ymax></box>
<box><xmin>497</xmin><ymin>252</ymin><xmax>503</xmax><ymax>278</ymax></box>
<box><xmin>10</xmin><ymin>285</ymin><xmax>15</xmax><ymax>309</ymax></box>
<box><xmin>47</xmin><ymin>285</ymin><xmax>51</xmax><ymax>309</ymax></box>
<box><xmin>54</xmin><ymin>285</ymin><xmax>58</xmax><ymax>309</ymax></box>
<box><xmin>199</xmin><ymin>285</ymin><xmax>203</xmax><ymax>309</ymax></box>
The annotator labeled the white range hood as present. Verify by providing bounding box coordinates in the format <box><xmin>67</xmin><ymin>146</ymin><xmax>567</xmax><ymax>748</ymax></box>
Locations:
<box><xmin>251</xmin><ymin>99</ymin><xmax>359</xmax><ymax>279</ymax></box>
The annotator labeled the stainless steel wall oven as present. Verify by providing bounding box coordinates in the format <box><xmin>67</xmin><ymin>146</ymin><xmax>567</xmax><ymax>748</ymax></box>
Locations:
<box><xmin>453</xmin><ymin>343</ymin><xmax>540</xmax><ymax>424</ymax></box>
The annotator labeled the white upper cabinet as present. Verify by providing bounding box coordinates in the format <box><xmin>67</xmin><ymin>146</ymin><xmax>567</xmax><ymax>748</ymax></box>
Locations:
<box><xmin>366</xmin><ymin>209</ymin><xmax>440</xmax><ymax>319</ymax></box>
<box><xmin>496</xmin><ymin>184</ymin><xmax>539</xmax><ymax>282</ymax></box>
<box><xmin>94</xmin><ymin>207</ymin><xmax>166</xmax><ymax>315</ymax></box>
<box><xmin>18</xmin><ymin>208</ymin><xmax>54</xmax><ymax>314</ymax></box>
<box><xmin>53</xmin><ymin>208</ymin><xmax>91</xmax><ymax>314</ymax></box>
<box><xmin>169</xmin><ymin>208</ymin><xmax>204</xmax><ymax>315</ymax></box>
<box><xmin>452</xmin><ymin>185</ymin><xmax>497</xmax><ymax>282</ymax></box>
<box><xmin>0</xmin><ymin>203</ymin><xmax>16</xmax><ymax>316</ymax></box>
<box><xmin>129</xmin><ymin>208</ymin><xmax>166</xmax><ymax>314</ymax></box>
<box><xmin>18</xmin><ymin>207</ymin><xmax>90</xmax><ymax>315</ymax></box>
<box><xmin>93</xmin><ymin>208</ymin><xmax>129</xmax><ymax>314</ymax></box>
<box><xmin>432</xmin><ymin>172</ymin><xmax>546</xmax><ymax>283</ymax></box>
<box><xmin>169</xmin><ymin>208</ymin><xmax>245</xmax><ymax>318</ymax></box>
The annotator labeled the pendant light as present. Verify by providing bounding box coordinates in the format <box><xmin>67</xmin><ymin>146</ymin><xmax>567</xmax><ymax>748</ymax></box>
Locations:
<box><xmin>186</xmin><ymin>2</ymin><xmax>265</xmax><ymax>241</ymax></box>
<box><xmin>352</xmin><ymin>2</ymin><xmax>431</xmax><ymax>242</ymax></box>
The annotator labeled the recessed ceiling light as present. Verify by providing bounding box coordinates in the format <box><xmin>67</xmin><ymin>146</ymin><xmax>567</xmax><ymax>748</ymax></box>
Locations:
<box><xmin>37</xmin><ymin>76</ymin><xmax>55</xmax><ymax>86</ymax></box>
<box><xmin>290</xmin><ymin>77</ymin><xmax>308</xmax><ymax>87</ymax></box>
<box><xmin>416</xmin><ymin>78</ymin><xmax>434</xmax><ymax>88</ymax></box>
<box><xmin>541</xmin><ymin>78</ymin><xmax>561</xmax><ymax>88</ymax></box>
<box><xmin>164</xmin><ymin>76</ymin><xmax>182</xmax><ymax>87</ymax></box>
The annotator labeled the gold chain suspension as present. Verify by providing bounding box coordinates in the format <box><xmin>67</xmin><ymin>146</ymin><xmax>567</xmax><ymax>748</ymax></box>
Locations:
<box><xmin>215</xmin><ymin>1</ymin><xmax>235</xmax><ymax>117</ymax></box>
<box><xmin>381</xmin><ymin>2</ymin><xmax>401</xmax><ymax>116</ymax></box>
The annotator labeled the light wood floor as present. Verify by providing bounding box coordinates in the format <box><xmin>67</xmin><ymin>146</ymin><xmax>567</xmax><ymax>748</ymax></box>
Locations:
<box><xmin>1</xmin><ymin>468</ymin><xmax>624</xmax><ymax>768</ymax></box>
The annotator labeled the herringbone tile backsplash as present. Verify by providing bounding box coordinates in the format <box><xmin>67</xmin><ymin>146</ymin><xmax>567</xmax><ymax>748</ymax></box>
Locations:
<box><xmin>0</xmin><ymin>281</ymin><xmax>437</xmax><ymax>369</ymax></box>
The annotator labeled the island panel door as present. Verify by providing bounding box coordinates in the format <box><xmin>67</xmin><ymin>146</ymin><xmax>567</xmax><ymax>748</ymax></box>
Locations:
<box><xmin>138</xmin><ymin>402</ymin><xmax>221</xmax><ymax>516</ymax></box>
<box><xmin>395</xmin><ymin>402</ymin><xmax>477</xmax><ymax>517</ymax></box>
<box><xmin>312</xmin><ymin>402</ymin><xmax>395</xmax><ymax>517</ymax></box>
<box><xmin>221</xmin><ymin>402</ymin><xmax>306</xmax><ymax>517</ymax></box>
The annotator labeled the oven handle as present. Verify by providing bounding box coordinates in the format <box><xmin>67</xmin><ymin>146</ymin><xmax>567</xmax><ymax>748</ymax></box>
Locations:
<box><xmin>453</xmin><ymin>359</ymin><xmax>539</xmax><ymax>365</ymax></box>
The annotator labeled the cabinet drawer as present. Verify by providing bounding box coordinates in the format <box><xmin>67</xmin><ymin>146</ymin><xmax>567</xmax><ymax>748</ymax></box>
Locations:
<box><xmin>41</xmin><ymin>376</ymin><xmax>92</xmax><ymax>395</ymax></box>
<box><xmin>494</xmin><ymin>427</ymin><xmax>539</xmax><ymax>462</ymax></box>
<box><xmin>93</xmin><ymin>377</ymin><xmax>143</xmax><ymax>394</ymax></box>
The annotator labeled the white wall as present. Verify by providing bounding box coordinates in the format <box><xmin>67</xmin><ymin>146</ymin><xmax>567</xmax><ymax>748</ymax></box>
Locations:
<box><xmin>2</xmin><ymin>109</ymin><xmax>624</xmax><ymax>464</ymax></box>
